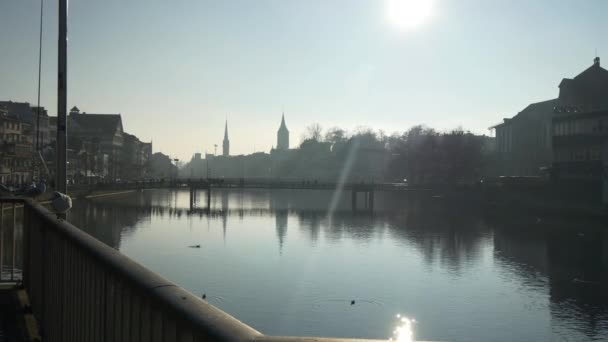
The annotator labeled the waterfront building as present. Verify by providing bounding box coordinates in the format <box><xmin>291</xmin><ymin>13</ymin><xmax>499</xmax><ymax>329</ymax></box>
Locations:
<box><xmin>63</xmin><ymin>106</ymin><xmax>152</xmax><ymax>182</ymax></box>
<box><xmin>0</xmin><ymin>101</ymin><xmax>51</xmax><ymax>151</ymax></box>
<box><xmin>492</xmin><ymin>57</ymin><xmax>608</xmax><ymax>176</ymax></box>
<box><xmin>552</xmin><ymin>109</ymin><xmax>608</xmax><ymax>180</ymax></box>
<box><xmin>68</xmin><ymin>106</ymin><xmax>125</xmax><ymax>180</ymax></box>
<box><xmin>0</xmin><ymin>106</ymin><xmax>33</xmax><ymax>184</ymax></box>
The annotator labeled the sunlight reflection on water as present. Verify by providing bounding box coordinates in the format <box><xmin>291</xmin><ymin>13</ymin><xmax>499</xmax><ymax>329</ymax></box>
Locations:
<box><xmin>70</xmin><ymin>189</ymin><xmax>608</xmax><ymax>341</ymax></box>
<box><xmin>390</xmin><ymin>314</ymin><xmax>416</xmax><ymax>342</ymax></box>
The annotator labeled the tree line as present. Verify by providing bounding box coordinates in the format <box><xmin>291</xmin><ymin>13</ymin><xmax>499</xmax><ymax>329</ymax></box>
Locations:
<box><xmin>274</xmin><ymin>124</ymin><xmax>491</xmax><ymax>185</ymax></box>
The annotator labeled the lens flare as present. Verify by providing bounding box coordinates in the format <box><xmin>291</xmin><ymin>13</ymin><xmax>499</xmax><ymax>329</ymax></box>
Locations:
<box><xmin>326</xmin><ymin>139</ymin><xmax>360</xmax><ymax>224</ymax></box>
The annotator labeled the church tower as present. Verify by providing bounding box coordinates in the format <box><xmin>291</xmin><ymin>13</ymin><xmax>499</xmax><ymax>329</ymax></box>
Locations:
<box><xmin>222</xmin><ymin>120</ymin><xmax>230</xmax><ymax>156</ymax></box>
<box><xmin>277</xmin><ymin>113</ymin><xmax>289</xmax><ymax>150</ymax></box>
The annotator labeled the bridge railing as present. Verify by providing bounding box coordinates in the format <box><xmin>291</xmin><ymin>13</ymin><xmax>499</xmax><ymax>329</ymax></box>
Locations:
<box><xmin>8</xmin><ymin>198</ymin><xmax>396</xmax><ymax>342</ymax></box>
<box><xmin>74</xmin><ymin>179</ymin><xmax>414</xmax><ymax>193</ymax></box>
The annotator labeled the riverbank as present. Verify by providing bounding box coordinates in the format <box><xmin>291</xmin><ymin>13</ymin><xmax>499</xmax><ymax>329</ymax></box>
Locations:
<box><xmin>427</xmin><ymin>181</ymin><xmax>608</xmax><ymax>220</ymax></box>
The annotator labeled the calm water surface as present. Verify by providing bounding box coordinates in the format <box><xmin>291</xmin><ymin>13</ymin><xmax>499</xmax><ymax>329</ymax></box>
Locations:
<box><xmin>68</xmin><ymin>189</ymin><xmax>608</xmax><ymax>342</ymax></box>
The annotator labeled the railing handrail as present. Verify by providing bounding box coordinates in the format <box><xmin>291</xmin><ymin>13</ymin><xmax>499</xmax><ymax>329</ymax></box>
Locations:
<box><xmin>25</xmin><ymin>198</ymin><xmax>261</xmax><ymax>342</ymax></box>
<box><xmin>0</xmin><ymin>197</ymin><xmax>28</xmax><ymax>203</ymax></box>
<box><xmin>21</xmin><ymin>199</ymin><xmax>398</xmax><ymax>342</ymax></box>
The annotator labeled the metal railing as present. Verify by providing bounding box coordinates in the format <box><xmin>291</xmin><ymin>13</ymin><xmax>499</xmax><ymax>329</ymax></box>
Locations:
<box><xmin>0</xmin><ymin>198</ymin><xmax>23</xmax><ymax>283</ymax></box>
<box><xmin>5</xmin><ymin>198</ymin><xmax>396</xmax><ymax>342</ymax></box>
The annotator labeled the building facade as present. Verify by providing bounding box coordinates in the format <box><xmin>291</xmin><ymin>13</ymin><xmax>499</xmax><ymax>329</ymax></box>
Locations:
<box><xmin>492</xmin><ymin>57</ymin><xmax>608</xmax><ymax>176</ymax></box>
<box><xmin>0</xmin><ymin>101</ymin><xmax>51</xmax><ymax>151</ymax></box>
<box><xmin>0</xmin><ymin>108</ymin><xmax>33</xmax><ymax>184</ymax></box>
<box><xmin>60</xmin><ymin>106</ymin><xmax>152</xmax><ymax>182</ymax></box>
<box><xmin>0</xmin><ymin>101</ymin><xmax>53</xmax><ymax>184</ymax></box>
<box><xmin>552</xmin><ymin>110</ymin><xmax>608</xmax><ymax>180</ymax></box>
<box><xmin>68</xmin><ymin>106</ymin><xmax>125</xmax><ymax>180</ymax></box>
<box><xmin>122</xmin><ymin>133</ymin><xmax>149</xmax><ymax>180</ymax></box>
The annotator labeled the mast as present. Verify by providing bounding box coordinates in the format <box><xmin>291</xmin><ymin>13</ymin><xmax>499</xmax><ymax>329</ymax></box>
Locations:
<box><xmin>56</xmin><ymin>0</ymin><xmax>67</xmax><ymax>192</ymax></box>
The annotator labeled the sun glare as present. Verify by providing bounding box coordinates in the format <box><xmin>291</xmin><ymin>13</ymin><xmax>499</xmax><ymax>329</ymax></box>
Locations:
<box><xmin>390</xmin><ymin>315</ymin><xmax>416</xmax><ymax>342</ymax></box>
<box><xmin>386</xmin><ymin>0</ymin><xmax>433</xmax><ymax>31</ymax></box>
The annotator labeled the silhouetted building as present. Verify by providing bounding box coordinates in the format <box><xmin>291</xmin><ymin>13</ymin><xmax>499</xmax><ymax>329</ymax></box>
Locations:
<box><xmin>223</xmin><ymin>120</ymin><xmax>230</xmax><ymax>157</ymax></box>
<box><xmin>492</xmin><ymin>58</ymin><xmax>608</xmax><ymax>176</ymax></box>
<box><xmin>65</xmin><ymin>106</ymin><xmax>152</xmax><ymax>182</ymax></box>
<box><xmin>147</xmin><ymin>152</ymin><xmax>176</xmax><ymax>179</ymax></box>
<box><xmin>558</xmin><ymin>57</ymin><xmax>608</xmax><ymax>110</ymax></box>
<box><xmin>68</xmin><ymin>106</ymin><xmax>125</xmax><ymax>180</ymax></box>
<box><xmin>552</xmin><ymin>109</ymin><xmax>608</xmax><ymax>180</ymax></box>
<box><xmin>277</xmin><ymin>113</ymin><xmax>289</xmax><ymax>150</ymax></box>
<box><xmin>122</xmin><ymin>133</ymin><xmax>151</xmax><ymax>180</ymax></box>
<box><xmin>185</xmin><ymin>153</ymin><xmax>205</xmax><ymax>178</ymax></box>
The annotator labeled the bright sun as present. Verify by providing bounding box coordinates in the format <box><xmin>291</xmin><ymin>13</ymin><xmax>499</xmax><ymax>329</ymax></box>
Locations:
<box><xmin>386</xmin><ymin>0</ymin><xmax>434</xmax><ymax>31</ymax></box>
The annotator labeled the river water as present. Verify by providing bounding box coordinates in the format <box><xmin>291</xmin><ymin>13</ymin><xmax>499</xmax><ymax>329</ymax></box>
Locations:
<box><xmin>67</xmin><ymin>189</ymin><xmax>608</xmax><ymax>342</ymax></box>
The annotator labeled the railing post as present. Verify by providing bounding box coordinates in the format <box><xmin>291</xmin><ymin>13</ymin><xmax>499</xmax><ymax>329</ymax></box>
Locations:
<box><xmin>22</xmin><ymin>202</ymin><xmax>28</xmax><ymax>287</ymax></box>
<box><xmin>6</xmin><ymin>199</ymin><xmax>401</xmax><ymax>342</ymax></box>
<box><xmin>40</xmin><ymin>206</ymin><xmax>47</xmax><ymax>337</ymax></box>
<box><xmin>11</xmin><ymin>203</ymin><xmax>16</xmax><ymax>281</ymax></box>
<box><xmin>0</xmin><ymin>203</ymin><xmax>4</xmax><ymax>281</ymax></box>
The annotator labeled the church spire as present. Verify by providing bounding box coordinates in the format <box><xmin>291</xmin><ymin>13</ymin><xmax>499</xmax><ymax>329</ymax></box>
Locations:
<box><xmin>277</xmin><ymin>113</ymin><xmax>289</xmax><ymax>150</ymax></box>
<box><xmin>280</xmin><ymin>112</ymin><xmax>287</xmax><ymax>129</ymax></box>
<box><xmin>222</xmin><ymin>119</ymin><xmax>230</xmax><ymax>156</ymax></box>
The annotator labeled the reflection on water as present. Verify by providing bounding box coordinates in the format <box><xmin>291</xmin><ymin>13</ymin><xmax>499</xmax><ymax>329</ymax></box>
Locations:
<box><xmin>391</xmin><ymin>315</ymin><xmax>415</xmax><ymax>342</ymax></box>
<box><xmin>68</xmin><ymin>189</ymin><xmax>608</xmax><ymax>342</ymax></box>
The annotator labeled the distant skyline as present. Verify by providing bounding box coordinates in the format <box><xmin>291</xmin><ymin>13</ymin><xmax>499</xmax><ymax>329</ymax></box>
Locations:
<box><xmin>1</xmin><ymin>0</ymin><xmax>607</xmax><ymax>160</ymax></box>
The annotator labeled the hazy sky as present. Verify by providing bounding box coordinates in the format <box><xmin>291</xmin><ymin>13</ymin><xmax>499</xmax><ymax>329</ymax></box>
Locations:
<box><xmin>1</xmin><ymin>0</ymin><xmax>607</xmax><ymax>160</ymax></box>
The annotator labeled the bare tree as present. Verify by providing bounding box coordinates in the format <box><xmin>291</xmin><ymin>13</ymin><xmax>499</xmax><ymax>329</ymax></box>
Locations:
<box><xmin>303</xmin><ymin>123</ymin><xmax>323</xmax><ymax>142</ymax></box>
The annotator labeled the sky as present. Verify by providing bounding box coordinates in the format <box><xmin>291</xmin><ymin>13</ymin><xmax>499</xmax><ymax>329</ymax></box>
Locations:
<box><xmin>1</xmin><ymin>0</ymin><xmax>607</xmax><ymax>160</ymax></box>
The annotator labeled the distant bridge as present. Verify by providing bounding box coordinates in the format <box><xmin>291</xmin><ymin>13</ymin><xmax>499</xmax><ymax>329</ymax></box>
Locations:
<box><xmin>81</xmin><ymin>178</ymin><xmax>430</xmax><ymax>212</ymax></box>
